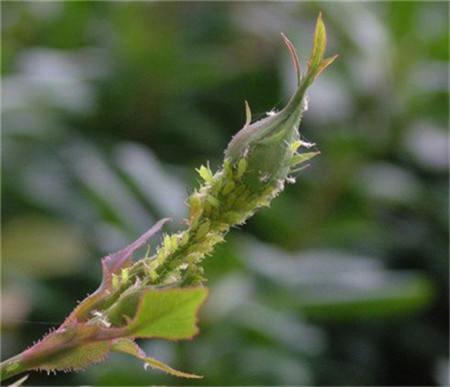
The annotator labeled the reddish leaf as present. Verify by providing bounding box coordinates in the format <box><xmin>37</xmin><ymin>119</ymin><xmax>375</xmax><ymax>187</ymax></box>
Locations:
<box><xmin>61</xmin><ymin>218</ymin><xmax>171</xmax><ymax>326</ymax></box>
<box><xmin>103</xmin><ymin>218</ymin><xmax>171</xmax><ymax>275</ymax></box>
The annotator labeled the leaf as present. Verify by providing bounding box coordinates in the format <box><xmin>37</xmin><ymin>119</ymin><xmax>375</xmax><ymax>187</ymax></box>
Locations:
<box><xmin>16</xmin><ymin>288</ymin><xmax>207</xmax><ymax>376</ymax></box>
<box><xmin>111</xmin><ymin>339</ymin><xmax>202</xmax><ymax>379</ymax></box>
<box><xmin>101</xmin><ymin>286</ymin><xmax>144</xmax><ymax>326</ymax></box>
<box><xmin>16</xmin><ymin>287</ymin><xmax>207</xmax><ymax>377</ymax></box>
<box><xmin>297</xmin><ymin>275</ymin><xmax>435</xmax><ymax>320</ymax></box>
<box><xmin>103</xmin><ymin>218</ymin><xmax>171</xmax><ymax>275</ymax></box>
<box><xmin>124</xmin><ymin>287</ymin><xmax>209</xmax><ymax>340</ymax></box>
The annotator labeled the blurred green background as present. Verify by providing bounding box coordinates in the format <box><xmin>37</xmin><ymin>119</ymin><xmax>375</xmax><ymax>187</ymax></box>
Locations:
<box><xmin>1</xmin><ymin>2</ymin><xmax>448</xmax><ymax>386</ymax></box>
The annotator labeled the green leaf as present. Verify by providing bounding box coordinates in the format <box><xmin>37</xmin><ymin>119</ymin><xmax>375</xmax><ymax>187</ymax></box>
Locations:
<box><xmin>13</xmin><ymin>287</ymin><xmax>207</xmax><ymax>378</ymax></box>
<box><xmin>296</xmin><ymin>275</ymin><xmax>435</xmax><ymax>320</ymax></box>
<box><xmin>125</xmin><ymin>287</ymin><xmax>209</xmax><ymax>339</ymax></box>
<box><xmin>111</xmin><ymin>339</ymin><xmax>202</xmax><ymax>379</ymax></box>
<box><xmin>103</xmin><ymin>288</ymin><xmax>143</xmax><ymax>327</ymax></box>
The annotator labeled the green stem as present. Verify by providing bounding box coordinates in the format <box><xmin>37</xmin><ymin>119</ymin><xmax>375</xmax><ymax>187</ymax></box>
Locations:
<box><xmin>0</xmin><ymin>353</ymin><xmax>27</xmax><ymax>382</ymax></box>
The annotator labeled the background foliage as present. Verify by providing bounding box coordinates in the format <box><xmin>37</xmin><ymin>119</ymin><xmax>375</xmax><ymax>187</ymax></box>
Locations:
<box><xmin>2</xmin><ymin>2</ymin><xmax>448</xmax><ymax>386</ymax></box>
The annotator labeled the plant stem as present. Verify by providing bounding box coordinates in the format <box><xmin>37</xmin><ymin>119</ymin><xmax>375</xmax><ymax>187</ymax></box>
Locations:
<box><xmin>0</xmin><ymin>353</ymin><xmax>27</xmax><ymax>382</ymax></box>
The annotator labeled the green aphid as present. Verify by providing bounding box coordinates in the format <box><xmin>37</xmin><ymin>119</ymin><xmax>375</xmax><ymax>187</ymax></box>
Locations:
<box><xmin>236</xmin><ymin>158</ymin><xmax>247</xmax><ymax>180</ymax></box>
<box><xmin>195</xmin><ymin>220</ymin><xmax>211</xmax><ymax>240</ymax></box>
<box><xmin>206</xmin><ymin>195</ymin><xmax>220</xmax><ymax>208</ymax></box>
<box><xmin>111</xmin><ymin>273</ymin><xmax>120</xmax><ymax>290</ymax></box>
<box><xmin>120</xmin><ymin>268</ymin><xmax>130</xmax><ymax>285</ymax></box>
<box><xmin>222</xmin><ymin>180</ymin><xmax>235</xmax><ymax>195</ymax></box>
<box><xmin>180</xmin><ymin>232</ymin><xmax>190</xmax><ymax>247</ymax></box>
<box><xmin>197</xmin><ymin>165</ymin><xmax>214</xmax><ymax>184</ymax></box>
<box><xmin>170</xmin><ymin>234</ymin><xmax>179</xmax><ymax>250</ymax></box>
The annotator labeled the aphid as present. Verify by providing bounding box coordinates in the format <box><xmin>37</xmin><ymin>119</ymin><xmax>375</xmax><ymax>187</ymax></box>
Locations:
<box><xmin>259</xmin><ymin>171</ymin><xmax>271</xmax><ymax>183</ymax></box>
<box><xmin>120</xmin><ymin>268</ymin><xmax>130</xmax><ymax>284</ymax></box>
<box><xmin>236</xmin><ymin>158</ymin><xmax>247</xmax><ymax>180</ymax></box>
<box><xmin>241</xmin><ymin>146</ymin><xmax>250</xmax><ymax>158</ymax></box>
<box><xmin>91</xmin><ymin>310</ymin><xmax>111</xmax><ymax>328</ymax></box>
<box><xmin>197</xmin><ymin>165</ymin><xmax>214</xmax><ymax>184</ymax></box>
<box><xmin>303</xmin><ymin>96</ymin><xmax>309</xmax><ymax>112</ymax></box>
<box><xmin>180</xmin><ymin>232</ymin><xmax>190</xmax><ymax>247</ymax></box>
<box><xmin>300</xmin><ymin>140</ymin><xmax>316</xmax><ymax>149</ymax></box>
<box><xmin>179</xmin><ymin>263</ymin><xmax>188</xmax><ymax>270</ymax></box>
<box><xmin>111</xmin><ymin>274</ymin><xmax>119</xmax><ymax>289</ymax></box>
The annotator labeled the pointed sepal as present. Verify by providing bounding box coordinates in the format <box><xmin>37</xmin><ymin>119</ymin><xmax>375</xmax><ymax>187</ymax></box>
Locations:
<box><xmin>289</xmin><ymin>151</ymin><xmax>321</xmax><ymax>166</ymax></box>
<box><xmin>308</xmin><ymin>12</ymin><xmax>327</xmax><ymax>74</ymax></box>
<box><xmin>281</xmin><ymin>33</ymin><xmax>301</xmax><ymax>85</ymax></box>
